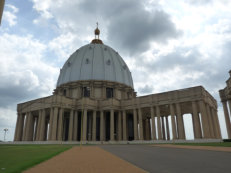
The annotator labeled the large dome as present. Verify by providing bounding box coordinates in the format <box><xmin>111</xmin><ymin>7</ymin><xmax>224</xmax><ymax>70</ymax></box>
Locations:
<box><xmin>57</xmin><ymin>43</ymin><xmax>134</xmax><ymax>88</ymax></box>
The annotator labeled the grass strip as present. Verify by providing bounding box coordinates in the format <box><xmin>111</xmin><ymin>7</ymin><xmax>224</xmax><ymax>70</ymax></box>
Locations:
<box><xmin>0</xmin><ymin>145</ymin><xmax>73</xmax><ymax>173</ymax></box>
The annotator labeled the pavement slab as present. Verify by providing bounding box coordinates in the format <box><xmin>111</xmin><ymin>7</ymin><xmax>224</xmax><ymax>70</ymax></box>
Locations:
<box><xmin>100</xmin><ymin>145</ymin><xmax>231</xmax><ymax>173</ymax></box>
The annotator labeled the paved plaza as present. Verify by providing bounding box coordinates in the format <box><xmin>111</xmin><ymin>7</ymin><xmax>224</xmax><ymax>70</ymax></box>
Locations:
<box><xmin>100</xmin><ymin>145</ymin><xmax>231</xmax><ymax>173</ymax></box>
<box><xmin>23</xmin><ymin>144</ymin><xmax>231</xmax><ymax>173</ymax></box>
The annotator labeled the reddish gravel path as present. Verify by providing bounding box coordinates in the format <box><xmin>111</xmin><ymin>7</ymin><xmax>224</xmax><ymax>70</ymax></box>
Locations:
<box><xmin>24</xmin><ymin>146</ymin><xmax>146</xmax><ymax>173</ymax></box>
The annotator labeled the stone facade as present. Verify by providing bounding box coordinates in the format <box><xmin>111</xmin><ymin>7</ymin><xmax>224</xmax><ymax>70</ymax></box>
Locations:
<box><xmin>14</xmin><ymin>82</ymin><xmax>221</xmax><ymax>142</ymax></box>
<box><xmin>14</xmin><ymin>28</ymin><xmax>222</xmax><ymax>142</ymax></box>
<box><xmin>219</xmin><ymin>70</ymin><xmax>231</xmax><ymax>138</ymax></box>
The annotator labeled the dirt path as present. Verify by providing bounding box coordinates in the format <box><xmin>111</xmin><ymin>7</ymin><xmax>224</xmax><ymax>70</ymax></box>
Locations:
<box><xmin>24</xmin><ymin>146</ymin><xmax>146</xmax><ymax>173</ymax></box>
<box><xmin>152</xmin><ymin>144</ymin><xmax>231</xmax><ymax>152</ymax></box>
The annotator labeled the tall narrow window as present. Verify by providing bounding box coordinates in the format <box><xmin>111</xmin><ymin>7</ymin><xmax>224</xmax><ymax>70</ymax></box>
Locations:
<box><xmin>63</xmin><ymin>89</ymin><xmax>66</xmax><ymax>96</ymax></box>
<box><xmin>82</xmin><ymin>87</ymin><xmax>90</xmax><ymax>97</ymax></box>
<box><xmin>106</xmin><ymin>88</ymin><xmax>113</xmax><ymax>98</ymax></box>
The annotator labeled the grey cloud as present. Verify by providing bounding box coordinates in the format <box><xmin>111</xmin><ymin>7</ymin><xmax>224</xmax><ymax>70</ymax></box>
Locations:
<box><xmin>186</xmin><ymin>0</ymin><xmax>213</xmax><ymax>5</ymax></box>
<box><xmin>135</xmin><ymin>47</ymin><xmax>201</xmax><ymax>73</ymax></box>
<box><xmin>0</xmin><ymin>84</ymin><xmax>39</xmax><ymax>107</ymax></box>
<box><xmin>48</xmin><ymin>0</ymin><xmax>181</xmax><ymax>55</ymax></box>
<box><xmin>138</xmin><ymin>84</ymin><xmax>154</xmax><ymax>95</ymax></box>
<box><xmin>132</xmin><ymin>41</ymin><xmax>231</xmax><ymax>101</ymax></box>
<box><xmin>108</xmin><ymin>9</ymin><xmax>181</xmax><ymax>55</ymax></box>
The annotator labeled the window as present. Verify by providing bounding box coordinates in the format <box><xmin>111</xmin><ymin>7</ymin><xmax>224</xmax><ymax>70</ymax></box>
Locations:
<box><xmin>63</xmin><ymin>89</ymin><xmax>66</xmax><ymax>96</ymax></box>
<box><xmin>82</xmin><ymin>87</ymin><xmax>90</xmax><ymax>97</ymax></box>
<box><xmin>106</xmin><ymin>88</ymin><xmax>113</xmax><ymax>98</ymax></box>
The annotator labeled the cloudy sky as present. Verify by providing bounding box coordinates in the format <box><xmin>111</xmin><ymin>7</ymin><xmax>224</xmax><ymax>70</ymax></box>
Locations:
<box><xmin>0</xmin><ymin>0</ymin><xmax>231</xmax><ymax>141</ymax></box>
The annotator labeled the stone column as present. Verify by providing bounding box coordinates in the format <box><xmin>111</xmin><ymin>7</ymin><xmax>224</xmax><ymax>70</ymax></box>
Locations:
<box><xmin>68</xmin><ymin>110</ymin><xmax>74</xmax><ymax>141</ymax></box>
<box><xmin>156</xmin><ymin>106</ymin><xmax>162</xmax><ymax>140</ymax></box>
<box><xmin>206</xmin><ymin>104</ymin><xmax>214</xmax><ymax>138</ymax></box>
<box><xmin>14</xmin><ymin>113</ymin><xmax>19</xmax><ymax>141</ymax></box>
<box><xmin>24</xmin><ymin>112</ymin><xmax>34</xmax><ymax>141</ymax></box>
<box><xmin>44</xmin><ymin>118</ymin><xmax>49</xmax><ymax>141</ymax></box>
<box><xmin>123</xmin><ymin>110</ymin><xmax>127</xmax><ymax>140</ymax></box>
<box><xmin>199</xmin><ymin>100</ymin><xmax>210</xmax><ymax>138</ymax></box>
<box><xmin>39</xmin><ymin>109</ymin><xmax>46</xmax><ymax>141</ymax></box>
<box><xmin>228</xmin><ymin>100</ymin><xmax>231</xmax><ymax>115</ymax></box>
<box><xmin>138</xmin><ymin>108</ymin><xmax>143</xmax><ymax>140</ymax></box>
<box><xmin>143</xmin><ymin>119</ymin><xmax>146</xmax><ymax>140</ymax></box>
<box><xmin>151</xmin><ymin>107</ymin><xmax>157</xmax><ymax>140</ymax></box>
<box><xmin>82</xmin><ymin>109</ymin><xmax>87</xmax><ymax>141</ymax></box>
<box><xmin>35</xmin><ymin>111</ymin><xmax>41</xmax><ymax>141</ymax></box>
<box><xmin>166</xmin><ymin>116</ymin><xmax>170</xmax><ymax>140</ymax></box>
<box><xmin>144</xmin><ymin>119</ymin><xmax>148</xmax><ymax>140</ymax></box>
<box><xmin>14</xmin><ymin>113</ymin><xmax>20</xmax><ymax>141</ymax></box>
<box><xmin>133</xmin><ymin>109</ymin><xmax>138</xmax><ymax>140</ymax></box>
<box><xmin>100</xmin><ymin>110</ymin><xmax>104</xmax><ymax>141</ymax></box>
<box><xmin>118</xmin><ymin>111</ymin><xmax>122</xmax><ymax>141</ymax></box>
<box><xmin>210</xmin><ymin>108</ymin><xmax>219</xmax><ymax>139</ymax></box>
<box><xmin>214</xmin><ymin>109</ymin><xmax>222</xmax><ymax>138</ymax></box>
<box><xmin>192</xmin><ymin>101</ymin><xmax>202</xmax><ymax>139</ymax></box>
<box><xmin>92</xmin><ymin>110</ymin><xmax>96</xmax><ymax>141</ymax></box>
<box><xmin>57</xmin><ymin>108</ymin><xmax>64</xmax><ymax>141</ymax></box>
<box><xmin>33</xmin><ymin>117</ymin><xmax>39</xmax><ymax>141</ymax></box>
<box><xmin>222</xmin><ymin>101</ymin><xmax>231</xmax><ymax>138</ymax></box>
<box><xmin>88</xmin><ymin>114</ymin><xmax>92</xmax><ymax>141</ymax></box>
<box><xmin>176</xmin><ymin>103</ymin><xmax>185</xmax><ymax>139</ymax></box>
<box><xmin>28</xmin><ymin>113</ymin><xmax>35</xmax><ymax>141</ymax></box>
<box><xmin>22</xmin><ymin>113</ymin><xmax>29</xmax><ymax>141</ymax></box>
<box><xmin>170</xmin><ymin>104</ymin><xmax>177</xmax><ymax>139</ymax></box>
<box><xmin>73</xmin><ymin>111</ymin><xmax>78</xmax><ymax>141</ymax></box>
<box><xmin>15</xmin><ymin>113</ymin><xmax>24</xmax><ymax>141</ymax></box>
<box><xmin>161</xmin><ymin>116</ymin><xmax>166</xmax><ymax>140</ymax></box>
<box><xmin>16</xmin><ymin>113</ymin><xmax>25</xmax><ymax>141</ymax></box>
<box><xmin>145</xmin><ymin>119</ymin><xmax>151</xmax><ymax>140</ymax></box>
<box><xmin>48</xmin><ymin>108</ymin><xmax>54</xmax><ymax>140</ymax></box>
<box><xmin>110</xmin><ymin>109</ymin><xmax>114</xmax><ymax>141</ymax></box>
<box><xmin>51</xmin><ymin>107</ymin><xmax>58</xmax><ymax>140</ymax></box>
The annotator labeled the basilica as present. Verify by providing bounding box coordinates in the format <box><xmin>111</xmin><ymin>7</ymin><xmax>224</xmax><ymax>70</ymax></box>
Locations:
<box><xmin>14</xmin><ymin>26</ymin><xmax>222</xmax><ymax>142</ymax></box>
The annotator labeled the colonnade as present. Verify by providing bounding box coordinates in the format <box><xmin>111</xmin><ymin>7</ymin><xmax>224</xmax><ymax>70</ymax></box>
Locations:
<box><xmin>14</xmin><ymin>100</ymin><xmax>221</xmax><ymax>142</ymax></box>
<box><xmin>221</xmin><ymin>100</ymin><xmax>231</xmax><ymax>138</ymax></box>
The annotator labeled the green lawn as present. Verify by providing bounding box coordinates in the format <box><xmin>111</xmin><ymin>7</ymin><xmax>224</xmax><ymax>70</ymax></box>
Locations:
<box><xmin>174</xmin><ymin>142</ymin><xmax>231</xmax><ymax>147</ymax></box>
<box><xmin>0</xmin><ymin>145</ymin><xmax>72</xmax><ymax>173</ymax></box>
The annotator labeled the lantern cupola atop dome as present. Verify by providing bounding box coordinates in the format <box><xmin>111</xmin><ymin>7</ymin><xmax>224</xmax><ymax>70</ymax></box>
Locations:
<box><xmin>91</xmin><ymin>22</ymin><xmax>103</xmax><ymax>44</ymax></box>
